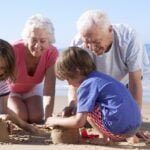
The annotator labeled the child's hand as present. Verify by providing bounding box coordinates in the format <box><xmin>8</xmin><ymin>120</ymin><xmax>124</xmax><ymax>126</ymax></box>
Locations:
<box><xmin>45</xmin><ymin>117</ymin><xmax>56</xmax><ymax>127</ymax></box>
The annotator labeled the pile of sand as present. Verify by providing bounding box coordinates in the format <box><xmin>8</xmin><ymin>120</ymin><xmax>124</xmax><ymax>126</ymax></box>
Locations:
<box><xmin>0</xmin><ymin>120</ymin><xmax>9</xmax><ymax>142</ymax></box>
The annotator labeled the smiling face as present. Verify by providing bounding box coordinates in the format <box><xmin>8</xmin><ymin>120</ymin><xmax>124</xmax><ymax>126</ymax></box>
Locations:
<box><xmin>25</xmin><ymin>28</ymin><xmax>50</xmax><ymax>57</ymax></box>
<box><xmin>81</xmin><ymin>24</ymin><xmax>113</xmax><ymax>55</ymax></box>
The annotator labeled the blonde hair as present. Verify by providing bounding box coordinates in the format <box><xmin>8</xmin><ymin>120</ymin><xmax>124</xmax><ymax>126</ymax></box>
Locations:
<box><xmin>55</xmin><ymin>46</ymin><xmax>96</xmax><ymax>80</ymax></box>
<box><xmin>77</xmin><ymin>10</ymin><xmax>111</xmax><ymax>33</ymax></box>
<box><xmin>21</xmin><ymin>14</ymin><xmax>55</xmax><ymax>44</ymax></box>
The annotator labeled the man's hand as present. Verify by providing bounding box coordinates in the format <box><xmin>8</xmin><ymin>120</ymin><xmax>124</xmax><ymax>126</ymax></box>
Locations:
<box><xmin>62</xmin><ymin>106</ymin><xmax>76</xmax><ymax>117</ymax></box>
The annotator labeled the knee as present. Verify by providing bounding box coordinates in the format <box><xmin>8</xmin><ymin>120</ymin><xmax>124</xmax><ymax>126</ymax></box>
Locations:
<box><xmin>7</xmin><ymin>108</ymin><xmax>28</xmax><ymax>122</ymax></box>
<box><xmin>29</xmin><ymin>113</ymin><xmax>44</xmax><ymax>124</ymax></box>
<box><xmin>20</xmin><ymin>113</ymin><xmax>28</xmax><ymax>122</ymax></box>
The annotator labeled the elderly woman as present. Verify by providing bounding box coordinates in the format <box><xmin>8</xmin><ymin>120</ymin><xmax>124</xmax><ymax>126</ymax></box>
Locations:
<box><xmin>8</xmin><ymin>14</ymin><xmax>58</xmax><ymax>123</ymax></box>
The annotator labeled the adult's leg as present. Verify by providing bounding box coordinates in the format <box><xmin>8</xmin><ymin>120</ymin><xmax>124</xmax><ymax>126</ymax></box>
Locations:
<box><xmin>0</xmin><ymin>95</ymin><xmax>8</xmax><ymax>114</ymax></box>
<box><xmin>8</xmin><ymin>96</ymin><xmax>28</xmax><ymax>121</ymax></box>
<box><xmin>25</xmin><ymin>95</ymin><xmax>44</xmax><ymax>124</ymax></box>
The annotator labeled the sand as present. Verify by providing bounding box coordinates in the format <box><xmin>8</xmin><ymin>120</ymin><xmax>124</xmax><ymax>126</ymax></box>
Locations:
<box><xmin>0</xmin><ymin>96</ymin><xmax>150</xmax><ymax>150</ymax></box>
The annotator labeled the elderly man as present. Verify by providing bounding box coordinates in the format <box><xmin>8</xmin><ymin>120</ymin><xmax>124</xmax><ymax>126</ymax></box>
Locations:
<box><xmin>68</xmin><ymin>10</ymin><xmax>149</xmax><ymax>111</ymax></box>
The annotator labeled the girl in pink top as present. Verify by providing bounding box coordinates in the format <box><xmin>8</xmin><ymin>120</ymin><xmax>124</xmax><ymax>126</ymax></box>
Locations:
<box><xmin>8</xmin><ymin>14</ymin><xmax>58</xmax><ymax>124</ymax></box>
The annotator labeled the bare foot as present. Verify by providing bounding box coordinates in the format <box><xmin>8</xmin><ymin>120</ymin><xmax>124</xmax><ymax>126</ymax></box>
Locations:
<box><xmin>126</xmin><ymin>135</ymin><xmax>140</xmax><ymax>144</ymax></box>
<box><xmin>136</xmin><ymin>130</ymin><xmax>150</xmax><ymax>143</ymax></box>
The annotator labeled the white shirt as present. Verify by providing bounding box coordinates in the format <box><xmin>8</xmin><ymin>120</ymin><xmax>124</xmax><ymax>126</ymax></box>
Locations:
<box><xmin>71</xmin><ymin>24</ymin><xmax>149</xmax><ymax>84</ymax></box>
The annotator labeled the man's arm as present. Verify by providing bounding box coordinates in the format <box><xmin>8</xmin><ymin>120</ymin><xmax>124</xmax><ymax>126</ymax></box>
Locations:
<box><xmin>61</xmin><ymin>85</ymin><xmax>77</xmax><ymax>117</ymax></box>
<box><xmin>68</xmin><ymin>85</ymin><xmax>77</xmax><ymax>106</ymax></box>
<box><xmin>128</xmin><ymin>70</ymin><xmax>143</xmax><ymax>110</ymax></box>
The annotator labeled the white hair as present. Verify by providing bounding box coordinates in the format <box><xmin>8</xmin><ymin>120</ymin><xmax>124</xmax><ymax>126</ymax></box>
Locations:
<box><xmin>21</xmin><ymin>14</ymin><xmax>55</xmax><ymax>43</ymax></box>
<box><xmin>76</xmin><ymin>10</ymin><xmax>111</xmax><ymax>33</ymax></box>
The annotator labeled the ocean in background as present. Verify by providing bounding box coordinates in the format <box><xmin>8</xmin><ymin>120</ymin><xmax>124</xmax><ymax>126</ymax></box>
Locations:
<box><xmin>56</xmin><ymin>45</ymin><xmax>150</xmax><ymax>102</ymax></box>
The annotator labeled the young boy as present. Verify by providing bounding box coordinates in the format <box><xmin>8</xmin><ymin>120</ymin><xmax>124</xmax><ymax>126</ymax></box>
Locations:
<box><xmin>46</xmin><ymin>46</ymin><xmax>141</xmax><ymax>143</ymax></box>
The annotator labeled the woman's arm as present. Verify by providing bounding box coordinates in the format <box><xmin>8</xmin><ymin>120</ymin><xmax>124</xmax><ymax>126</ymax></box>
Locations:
<box><xmin>43</xmin><ymin>65</ymin><xmax>56</xmax><ymax>120</ymax></box>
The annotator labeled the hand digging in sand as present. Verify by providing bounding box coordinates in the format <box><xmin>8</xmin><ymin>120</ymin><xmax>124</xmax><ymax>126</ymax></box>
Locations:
<box><xmin>0</xmin><ymin>109</ymin><xmax>47</xmax><ymax>136</ymax></box>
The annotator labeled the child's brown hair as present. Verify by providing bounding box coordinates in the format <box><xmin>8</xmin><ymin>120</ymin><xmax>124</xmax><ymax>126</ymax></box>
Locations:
<box><xmin>55</xmin><ymin>46</ymin><xmax>96</xmax><ymax>80</ymax></box>
<box><xmin>0</xmin><ymin>39</ymin><xmax>15</xmax><ymax>81</ymax></box>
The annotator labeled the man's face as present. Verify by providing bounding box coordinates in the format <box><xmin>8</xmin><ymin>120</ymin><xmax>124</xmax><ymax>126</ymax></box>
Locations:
<box><xmin>81</xmin><ymin>25</ymin><xmax>113</xmax><ymax>55</ymax></box>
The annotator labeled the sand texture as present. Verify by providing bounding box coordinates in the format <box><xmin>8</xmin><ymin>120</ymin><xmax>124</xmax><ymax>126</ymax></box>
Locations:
<box><xmin>0</xmin><ymin>96</ymin><xmax>150</xmax><ymax>150</ymax></box>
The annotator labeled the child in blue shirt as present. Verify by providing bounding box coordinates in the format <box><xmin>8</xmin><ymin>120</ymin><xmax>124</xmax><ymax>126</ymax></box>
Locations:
<box><xmin>46</xmin><ymin>46</ymin><xmax>141</xmax><ymax>143</ymax></box>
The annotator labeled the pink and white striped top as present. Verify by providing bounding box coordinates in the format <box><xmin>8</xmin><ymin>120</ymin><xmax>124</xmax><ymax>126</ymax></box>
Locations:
<box><xmin>0</xmin><ymin>80</ymin><xmax>10</xmax><ymax>97</ymax></box>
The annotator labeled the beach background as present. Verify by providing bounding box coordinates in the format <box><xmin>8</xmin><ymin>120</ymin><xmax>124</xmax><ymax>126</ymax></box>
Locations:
<box><xmin>0</xmin><ymin>1</ymin><xmax>150</xmax><ymax>149</ymax></box>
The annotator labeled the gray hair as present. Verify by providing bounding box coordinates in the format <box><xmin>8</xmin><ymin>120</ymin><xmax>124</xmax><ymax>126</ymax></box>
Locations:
<box><xmin>21</xmin><ymin>14</ymin><xmax>55</xmax><ymax>44</ymax></box>
<box><xmin>76</xmin><ymin>10</ymin><xmax>111</xmax><ymax>33</ymax></box>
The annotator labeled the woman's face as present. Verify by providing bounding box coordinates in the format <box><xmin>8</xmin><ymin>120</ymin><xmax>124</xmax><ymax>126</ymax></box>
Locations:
<box><xmin>26</xmin><ymin>28</ymin><xmax>50</xmax><ymax>57</ymax></box>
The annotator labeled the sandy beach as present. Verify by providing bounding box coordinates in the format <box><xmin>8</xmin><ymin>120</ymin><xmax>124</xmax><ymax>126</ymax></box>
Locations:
<box><xmin>0</xmin><ymin>96</ymin><xmax>150</xmax><ymax>150</ymax></box>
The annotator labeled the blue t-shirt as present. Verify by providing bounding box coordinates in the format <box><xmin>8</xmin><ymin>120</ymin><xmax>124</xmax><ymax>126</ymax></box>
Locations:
<box><xmin>77</xmin><ymin>71</ymin><xmax>141</xmax><ymax>134</ymax></box>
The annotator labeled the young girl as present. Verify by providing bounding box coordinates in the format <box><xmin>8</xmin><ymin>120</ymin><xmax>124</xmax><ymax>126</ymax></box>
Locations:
<box><xmin>0</xmin><ymin>39</ymin><xmax>43</xmax><ymax>135</ymax></box>
<box><xmin>0</xmin><ymin>39</ymin><xmax>15</xmax><ymax>114</ymax></box>
<box><xmin>46</xmin><ymin>46</ymin><xmax>141</xmax><ymax>143</ymax></box>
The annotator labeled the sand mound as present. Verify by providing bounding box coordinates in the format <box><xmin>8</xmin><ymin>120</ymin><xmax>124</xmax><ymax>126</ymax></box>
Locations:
<box><xmin>51</xmin><ymin>126</ymin><xmax>80</xmax><ymax>144</ymax></box>
<box><xmin>0</xmin><ymin>120</ymin><xmax>9</xmax><ymax>142</ymax></box>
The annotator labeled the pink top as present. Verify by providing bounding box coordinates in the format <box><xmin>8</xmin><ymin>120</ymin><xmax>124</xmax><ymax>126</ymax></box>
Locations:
<box><xmin>9</xmin><ymin>40</ymin><xmax>58</xmax><ymax>93</ymax></box>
